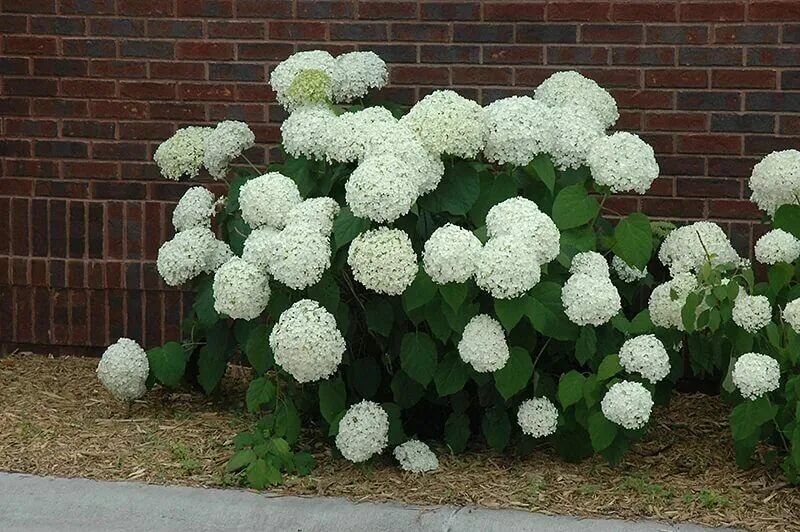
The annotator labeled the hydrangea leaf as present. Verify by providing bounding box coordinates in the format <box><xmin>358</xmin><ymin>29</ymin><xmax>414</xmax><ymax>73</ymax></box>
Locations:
<box><xmin>146</xmin><ymin>341</ymin><xmax>187</xmax><ymax>388</ymax></box>
<box><xmin>439</xmin><ymin>283</ymin><xmax>468</xmax><ymax>312</ymax></box>
<box><xmin>418</xmin><ymin>160</ymin><xmax>480</xmax><ymax>216</ymax></box>
<box><xmin>246</xmin><ymin>377</ymin><xmax>277</xmax><ymax>413</ymax></box>
<box><xmin>402</xmin><ymin>270</ymin><xmax>437</xmax><ymax>312</ymax></box>
<box><xmin>444</xmin><ymin>412</ymin><xmax>470</xmax><ymax>453</ymax></box>
<box><xmin>434</xmin><ymin>352</ymin><xmax>470</xmax><ymax>396</ymax></box>
<box><xmin>574</xmin><ymin>327</ymin><xmax>597</xmax><ymax>365</ymax></box>
<box><xmin>245</xmin><ymin>324</ymin><xmax>273</xmax><ymax>376</ymax></box>
<box><xmin>364</xmin><ymin>298</ymin><xmax>393</xmax><ymax>337</ymax></box>
<box><xmin>588</xmin><ymin>411</ymin><xmax>618</xmax><ymax>452</ymax></box>
<box><xmin>597</xmin><ymin>354</ymin><xmax>622</xmax><ymax>381</ymax></box>
<box><xmin>333</xmin><ymin>207</ymin><xmax>370</xmax><ymax>250</ymax></box>
<box><xmin>527</xmin><ymin>153</ymin><xmax>556</xmax><ymax>193</ymax></box>
<box><xmin>382</xmin><ymin>402</ymin><xmax>407</xmax><ymax>446</ymax></box>
<box><xmin>307</xmin><ymin>273</ymin><xmax>340</xmax><ymax>314</ymax></box>
<box><xmin>425</xmin><ymin>300</ymin><xmax>451</xmax><ymax>343</ymax></box>
<box><xmin>494</xmin><ymin>296</ymin><xmax>528</xmax><ymax>331</ymax></box>
<box><xmin>193</xmin><ymin>275</ymin><xmax>219</xmax><ymax>328</ymax></box>
<box><xmin>400</xmin><ymin>332</ymin><xmax>437</xmax><ymax>387</ymax></box>
<box><xmin>468</xmin><ymin>172</ymin><xmax>518</xmax><ymax>226</ymax></box>
<box><xmin>198</xmin><ymin>322</ymin><xmax>233</xmax><ymax>394</ymax></box>
<box><xmin>526</xmin><ymin>282</ymin><xmax>579</xmax><ymax>341</ymax></box>
<box><xmin>481</xmin><ymin>406</ymin><xmax>511</xmax><ymax>451</ymax></box>
<box><xmin>318</xmin><ymin>376</ymin><xmax>346</xmax><ymax>424</ymax></box>
<box><xmin>350</xmin><ymin>357</ymin><xmax>381</xmax><ymax>399</ymax></box>
<box><xmin>494</xmin><ymin>347</ymin><xmax>533</xmax><ymax>400</ymax></box>
<box><xmin>612</xmin><ymin>213</ymin><xmax>652</xmax><ymax>270</ymax></box>
<box><xmin>246</xmin><ymin>459</ymin><xmax>282</xmax><ymax>489</ymax></box>
<box><xmin>773</xmin><ymin>204</ymin><xmax>800</xmax><ymax>239</ymax></box>
<box><xmin>551</xmin><ymin>184</ymin><xmax>599</xmax><ymax>230</ymax></box>
<box><xmin>226</xmin><ymin>449</ymin><xmax>256</xmax><ymax>473</ymax></box>
<box><xmin>558</xmin><ymin>370</ymin><xmax>586</xmax><ymax>408</ymax></box>
<box><xmin>274</xmin><ymin>400</ymin><xmax>301</xmax><ymax>445</ymax></box>
<box><xmin>391</xmin><ymin>370</ymin><xmax>425</xmax><ymax>408</ymax></box>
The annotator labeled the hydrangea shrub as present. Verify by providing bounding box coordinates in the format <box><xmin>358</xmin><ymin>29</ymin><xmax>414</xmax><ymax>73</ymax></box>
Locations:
<box><xmin>99</xmin><ymin>50</ymin><xmax>688</xmax><ymax>486</ymax></box>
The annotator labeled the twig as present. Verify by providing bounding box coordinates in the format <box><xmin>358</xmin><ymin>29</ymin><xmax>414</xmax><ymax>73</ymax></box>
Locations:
<box><xmin>241</xmin><ymin>153</ymin><xmax>263</xmax><ymax>175</ymax></box>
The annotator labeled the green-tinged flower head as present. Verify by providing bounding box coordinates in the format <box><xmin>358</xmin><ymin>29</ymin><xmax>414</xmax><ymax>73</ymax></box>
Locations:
<box><xmin>288</xmin><ymin>69</ymin><xmax>332</xmax><ymax>108</ymax></box>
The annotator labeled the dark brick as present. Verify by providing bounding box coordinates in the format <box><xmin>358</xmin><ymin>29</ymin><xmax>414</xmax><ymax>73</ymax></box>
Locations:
<box><xmin>63</xmin><ymin>38</ymin><xmax>116</xmax><ymax>57</ymax></box>
<box><xmin>715</xmin><ymin>25</ymin><xmax>779</xmax><ymax>44</ymax></box>
<box><xmin>330</xmin><ymin>22</ymin><xmax>388</xmax><ymax>41</ymax></box>
<box><xmin>581</xmin><ymin>24</ymin><xmax>642</xmax><ymax>44</ymax></box>
<box><xmin>176</xmin><ymin>0</ymin><xmax>234</xmax><ymax>17</ymax></box>
<box><xmin>118</xmin><ymin>0</ymin><xmax>174</xmax><ymax>16</ymax></box>
<box><xmin>62</xmin><ymin>121</ymin><xmax>116</xmax><ymax>138</ymax></box>
<box><xmin>744</xmin><ymin>135</ymin><xmax>799</xmax><ymax>155</ymax></box>
<box><xmin>677</xmin><ymin>91</ymin><xmax>741</xmax><ymax>111</ymax></box>
<box><xmin>92</xmin><ymin>182</ymin><xmax>146</xmax><ymax>200</ymax></box>
<box><xmin>646</xmin><ymin>25</ymin><xmax>708</xmax><ymax>44</ymax></box>
<box><xmin>484</xmin><ymin>2</ymin><xmax>544</xmax><ymax>21</ymax></box>
<box><xmin>645</xmin><ymin>112</ymin><xmax>707</xmax><ymax>132</ymax></box>
<box><xmin>238</xmin><ymin>43</ymin><xmax>294</xmax><ymax>60</ymax></box>
<box><xmin>785</xmin><ymin>25</ymin><xmax>800</xmax><ymax>44</ymax></box>
<box><xmin>0</xmin><ymin>58</ymin><xmax>29</xmax><ymax>75</ymax></box>
<box><xmin>453</xmin><ymin>24</ymin><xmax>513</xmax><ymax>43</ymax></box>
<box><xmin>121</xmin><ymin>40</ymin><xmax>175</xmax><ymax>59</ymax></box>
<box><xmin>421</xmin><ymin>2</ymin><xmax>480</xmax><ymax>20</ymax></box>
<box><xmin>5</xmin><ymin>119</ymin><xmax>57</xmax><ymax>137</ymax></box>
<box><xmin>178</xmin><ymin>83</ymin><xmax>236</xmax><ymax>100</ymax></box>
<box><xmin>421</xmin><ymin>45</ymin><xmax>481</xmax><ymax>64</ymax></box>
<box><xmin>748</xmin><ymin>48</ymin><xmax>800</xmax><ymax>66</ymax></box>
<box><xmin>452</xmin><ymin>66</ymin><xmax>512</xmax><ymax>85</ymax></box>
<box><xmin>35</xmin><ymin>140</ymin><xmax>89</xmax><ymax>159</ymax></box>
<box><xmin>391</xmin><ymin>23</ymin><xmax>449</xmax><ymax>42</ymax></box>
<box><xmin>517</xmin><ymin>24</ymin><xmax>577</xmax><ymax>43</ymax></box>
<box><xmin>390</xmin><ymin>66</ymin><xmax>450</xmax><ymax>85</ymax></box>
<box><xmin>613</xmin><ymin>2</ymin><xmax>677</xmax><ymax>22</ymax></box>
<box><xmin>360</xmin><ymin>1</ymin><xmax>417</xmax><ymax>19</ymax></box>
<box><xmin>61</xmin><ymin>0</ymin><xmax>113</xmax><ymax>14</ymax></box>
<box><xmin>676</xmin><ymin>177</ymin><xmax>741</xmax><ymax>198</ymax></box>
<box><xmin>750</xmin><ymin>2</ymin><xmax>800</xmax><ymax>21</ymax></box>
<box><xmin>779</xmin><ymin>115</ymin><xmax>800</xmax><ymax>135</ymax></box>
<box><xmin>547</xmin><ymin>46</ymin><xmax>609</xmax><ymax>65</ymax></box>
<box><xmin>365</xmin><ymin>44</ymin><xmax>417</xmax><ymax>63</ymax></box>
<box><xmin>209</xmin><ymin>63</ymin><xmax>265</xmax><ymax>81</ymax></box>
<box><xmin>32</xmin><ymin>58</ymin><xmax>87</xmax><ymax>76</ymax></box>
<box><xmin>612</xmin><ymin>46</ymin><xmax>674</xmax><ymax>65</ymax></box>
<box><xmin>89</xmin><ymin>18</ymin><xmax>145</xmax><ymax>37</ymax></box>
<box><xmin>483</xmin><ymin>46</ymin><xmax>543</xmax><ymax>64</ymax></box>
<box><xmin>679</xmin><ymin>47</ymin><xmax>743</xmax><ymax>66</ymax></box>
<box><xmin>90</xmin><ymin>59</ymin><xmax>147</xmax><ymax>78</ymax></box>
<box><xmin>645</xmin><ymin>69</ymin><xmax>707</xmax><ymax>88</ymax></box>
<box><xmin>147</xmin><ymin>20</ymin><xmax>204</xmax><ymax>38</ymax></box>
<box><xmin>209</xmin><ymin>21</ymin><xmax>265</xmax><ymax>39</ymax></box>
<box><xmin>31</xmin><ymin>16</ymin><xmax>85</xmax><ymax>35</ymax></box>
<box><xmin>49</xmin><ymin>200</ymin><xmax>67</xmax><ymax>257</ymax></box>
<box><xmin>711</xmin><ymin>114</ymin><xmax>775</xmax><ymax>133</ymax></box>
<box><xmin>746</xmin><ymin>92</ymin><xmax>800</xmax><ymax>111</ymax></box>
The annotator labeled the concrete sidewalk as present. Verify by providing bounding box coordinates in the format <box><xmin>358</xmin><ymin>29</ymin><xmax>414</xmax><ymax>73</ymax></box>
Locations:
<box><xmin>0</xmin><ymin>472</ymin><xmax>734</xmax><ymax>531</ymax></box>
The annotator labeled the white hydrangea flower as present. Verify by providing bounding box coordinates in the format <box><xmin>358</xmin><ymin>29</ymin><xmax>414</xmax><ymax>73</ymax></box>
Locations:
<box><xmin>267</xmin><ymin>224</ymin><xmax>332</xmax><ymax>290</ymax></box>
<box><xmin>333</xmin><ymin>51</ymin><xmax>388</xmax><ymax>103</ymax></box>
<box><xmin>241</xmin><ymin>226</ymin><xmax>280</xmax><ymax>272</ymax></box>
<box><xmin>749</xmin><ymin>149</ymin><xmax>800</xmax><ymax>216</ymax></box>
<box><xmin>335</xmin><ymin>400</ymin><xmax>389</xmax><ymax>463</ymax></box>
<box><xmin>732</xmin><ymin>353</ymin><xmax>781</xmax><ymax>400</ymax></box>
<box><xmin>203</xmin><ymin>121</ymin><xmax>256</xmax><ymax>180</ymax></box>
<box><xmin>534</xmin><ymin>70</ymin><xmax>619</xmax><ymax>129</ymax></box>
<box><xmin>347</xmin><ymin>228</ymin><xmax>418</xmax><ymax>295</ymax></box>
<box><xmin>457</xmin><ymin>314</ymin><xmax>510</xmax><ymax>372</ymax></box>
<box><xmin>285</xmin><ymin>197</ymin><xmax>340</xmax><ymax>236</ymax></box>
<box><xmin>619</xmin><ymin>334</ymin><xmax>670</xmax><ymax>384</ymax></box>
<box><xmin>601</xmin><ymin>381</ymin><xmax>653</xmax><ymax>430</ymax></box>
<box><xmin>422</xmin><ymin>224</ymin><xmax>482</xmax><ymax>284</ymax></box>
<box><xmin>561</xmin><ymin>273</ymin><xmax>621</xmax><ymax>326</ymax></box>
<box><xmin>239</xmin><ymin>172</ymin><xmax>302</xmax><ymax>230</ymax></box>
<box><xmin>483</xmin><ymin>96</ymin><xmax>554</xmax><ymax>166</ymax></box>
<box><xmin>399</xmin><ymin>89</ymin><xmax>486</xmax><ymax>158</ymax></box>
<box><xmin>648</xmin><ymin>273</ymin><xmax>698</xmax><ymax>330</ymax></box>
<box><xmin>517</xmin><ymin>397</ymin><xmax>559</xmax><ymax>438</ymax></box>
<box><xmin>325</xmin><ymin>106</ymin><xmax>397</xmax><ymax>163</ymax></box>
<box><xmin>658</xmin><ymin>221</ymin><xmax>741</xmax><ymax>277</ymax></box>
<box><xmin>157</xmin><ymin>227</ymin><xmax>217</xmax><ymax>286</ymax></box>
<box><xmin>212</xmin><ymin>257</ymin><xmax>270</xmax><ymax>320</ymax></box>
<box><xmin>205</xmin><ymin>238</ymin><xmax>234</xmax><ymax>273</ymax></box>
<box><xmin>172</xmin><ymin>186</ymin><xmax>216</xmax><ymax>232</ymax></box>
<box><xmin>270</xmin><ymin>50</ymin><xmax>339</xmax><ymax>111</ymax></box>
<box><xmin>270</xmin><ymin>299</ymin><xmax>345</xmax><ymax>383</ymax></box>
<box><xmin>732</xmin><ymin>293</ymin><xmax>772</xmax><ymax>333</ymax></box>
<box><xmin>485</xmin><ymin>197</ymin><xmax>560</xmax><ymax>265</ymax></box>
<box><xmin>569</xmin><ymin>251</ymin><xmax>610</xmax><ymax>278</ymax></box>
<box><xmin>96</xmin><ymin>338</ymin><xmax>149</xmax><ymax>401</ymax></box>
<box><xmin>475</xmin><ymin>235</ymin><xmax>542</xmax><ymax>299</ymax></box>
<box><xmin>393</xmin><ymin>440</ymin><xmax>439</xmax><ymax>473</ymax></box>
<box><xmin>345</xmin><ymin>155</ymin><xmax>419</xmax><ymax>223</ymax></box>
<box><xmin>153</xmin><ymin>126</ymin><xmax>212</xmax><ymax>180</ymax></box>
<box><xmin>754</xmin><ymin>229</ymin><xmax>800</xmax><ymax>265</ymax></box>
<box><xmin>547</xmin><ymin>105</ymin><xmax>605</xmax><ymax>170</ymax></box>
<box><xmin>587</xmin><ymin>132</ymin><xmax>659</xmax><ymax>194</ymax></box>
<box><xmin>783</xmin><ymin>298</ymin><xmax>800</xmax><ymax>334</ymax></box>
<box><xmin>612</xmin><ymin>255</ymin><xmax>647</xmax><ymax>283</ymax></box>
<box><xmin>281</xmin><ymin>104</ymin><xmax>337</xmax><ymax>161</ymax></box>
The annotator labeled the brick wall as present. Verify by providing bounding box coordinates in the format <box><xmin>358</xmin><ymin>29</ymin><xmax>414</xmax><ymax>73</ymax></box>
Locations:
<box><xmin>2</xmin><ymin>0</ymin><xmax>799</xmax><ymax>354</ymax></box>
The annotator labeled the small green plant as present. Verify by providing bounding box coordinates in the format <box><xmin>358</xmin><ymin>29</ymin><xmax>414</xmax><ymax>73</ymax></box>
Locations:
<box><xmin>170</xmin><ymin>442</ymin><xmax>201</xmax><ymax>475</ymax></box>
<box><xmin>683</xmin><ymin>489</ymin><xmax>730</xmax><ymax>509</ymax></box>
<box><xmin>619</xmin><ymin>474</ymin><xmax>675</xmax><ymax>501</ymax></box>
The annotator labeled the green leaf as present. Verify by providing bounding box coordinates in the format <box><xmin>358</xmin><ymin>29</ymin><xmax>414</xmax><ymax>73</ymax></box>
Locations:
<box><xmin>526</xmin><ymin>282</ymin><xmax>579</xmax><ymax>341</ymax></box>
<box><xmin>198</xmin><ymin>322</ymin><xmax>232</xmax><ymax>394</ymax></box>
<box><xmin>382</xmin><ymin>402</ymin><xmax>406</xmax><ymax>446</ymax></box>
<box><xmin>527</xmin><ymin>153</ymin><xmax>556</xmax><ymax>193</ymax></box>
<box><xmin>292</xmin><ymin>452</ymin><xmax>315</xmax><ymax>476</ymax></box>
<box><xmin>425</xmin><ymin>300</ymin><xmax>451</xmax><ymax>343</ymax></box>
<box><xmin>350</xmin><ymin>357</ymin><xmax>381</xmax><ymax>399</ymax></box>
<box><xmin>481</xmin><ymin>406</ymin><xmax>511</xmax><ymax>451</ymax></box>
<box><xmin>246</xmin><ymin>377</ymin><xmax>276</xmax><ymax>413</ymax></box>
<box><xmin>769</xmin><ymin>262</ymin><xmax>794</xmax><ymax>295</ymax></box>
<box><xmin>773</xmin><ymin>204</ymin><xmax>800</xmax><ymax>239</ymax></box>
<box><xmin>333</xmin><ymin>207</ymin><xmax>370</xmax><ymax>250</ymax></box>
<box><xmin>494</xmin><ymin>347</ymin><xmax>534</xmax><ymax>400</ymax></box>
<box><xmin>307</xmin><ymin>272</ymin><xmax>340</xmax><ymax>314</ymax></box>
<box><xmin>730</xmin><ymin>396</ymin><xmax>778</xmax><ymax>440</ymax></box>
<box><xmin>468</xmin><ymin>172</ymin><xmax>518</xmax><ymax>226</ymax></box>
<box><xmin>224</xmin><ymin>174</ymin><xmax>249</xmax><ymax>214</ymax></box>
<box><xmin>681</xmin><ymin>291</ymin><xmax>701</xmax><ymax>333</ymax></box>
<box><xmin>588</xmin><ymin>411</ymin><xmax>618</xmax><ymax>452</ymax></box>
<box><xmin>575</xmin><ymin>327</ymin><xmax>597</xmax><ymax>365</ymax></box>
<box><xmin>274</xmin><ymin>400</ymin><xmax>301</xmax><ymax>445</ymax></box>
<box><xmin>399</xmin><ymin>332</ymin><xmax>437</xmax><ymax>386</ymax></box>
<box><xmin>434</xmin><ymin>352</ymin><xmax>470</xmax><ymax>396</ymax></box>
<box><xmin>445</xmin><ymin>412</ymin><xmax>470</xmax><ymax>453</ymax></box>
<box><xmin>391</xmin><ymin>370</ymin><xmax>425</xmax><ymax>408</ymax></box>
<box><xmin>246</xmin><ymin>459</ymin><xmax>282</xmax><ymax>489</ymax></box>
<box><xmin>558</xmin><ymin>228</ymin><xmax>597</xmax><ymax>268</ymax></box>
<box><xmin>245</xmin><ymin>324</ymin><xmax>273</xmax><ymax>375</ymax></box>
<box><xmin>494</xmin><ymin>296</ymin><xmax>527</xmax><ymax>331</ymax></box>
<box><xmin>146</xmin><ymin>341</ymin><xmax>187</xmax><ymax>388</ymax></box>
<box><xmin>402</xmin><ymin>270</ymin><xmax>437</xmax><ymax>312</ymax></box>
<box><xmin>418</xmin><ymin>160</ymin><xmax>481</xmax><ymax>215</ymax></box>
<box><xmin>226</xmin><ymin>449</ymin><xmax>256</xmax><ymax>472</ymax></box>
<box><xmin>612</xmin><ymin>213</ymin><xmax>652</xmax><ymax>270</ymax></box>
<box><xmin>226</xmin><ymin>215</ymin><xmax>251</xmax><ymax>256</ymax></box>
<box><xmin>551</xmin><ymin>184</ymin><xmax>599</xmax><ymax>230</ymax></box>
<box><xmin>364</xmin><ymin>298</ymin><xmax>393</xmax><ymax>337</ymax></box>
<box><xmin>193</xmin><ymin>276</ymin><xmax>219</xmax><ymax>327</ymax></box>
<box><xmin>319</xmin><ymin>377</ymin><xmax>346</xmax><ymax>424</ymax></box>
<box><xmin>439</xmin><ymin>283</ymin><xmax>468</xmax><ymax>311</ymax></box>
<box><xmin>558</xmin><ymin>370</ymin><xmax>586</xmax><ymax>408</ymax></box>
<box><xmin>597</xmin><ymin>354</ymin><xmax>623</xmax><ymax>381</ymax></box>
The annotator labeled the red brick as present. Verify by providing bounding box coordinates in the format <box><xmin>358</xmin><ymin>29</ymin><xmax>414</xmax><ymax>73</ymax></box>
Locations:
<box><xmin>452</xmin><ymin>66</ymin><xmax>512</xmax><ymax>85</ymax></box>
<box><xmin>749</xmin><ymin>2</ymin><xmax>800</xmax><ymax>21</ymax></box>
<box><xmin>645</xmin><ymin>69</ymin><xmax>707</xmax><ymax>88</ymax></box>
<box><xmin>642</xmin><ymin>198</ymin><xmax>705</xmax><ymax>218</ymax></box>
<box><xmin>484</xmin><ymin>2</ymin><xmax>544</xmax><ymax>21</ymax></box>
<box><xmin>269</xmin><ymin>22</ymin><xmax>328</xmax><ymax>41</ymax></box>
<box><xmin>62</xmin><ymin>79</ymin><xmax>116</xmax><ymax>98</ymax></box>
<box><xmin>150</xmin><ymin>61</ymin><xmax>206</xmax><ymax>80</ymax></box>
<box><xmin>680</xmin><ymin>2</ymin><xmax>745</xmax><ymax>21</ymax></box>
<box><xmin>677</xmin><ymin>134</ymin><xmax>742</xmax><ymax>154</ymax></box>
<box><xmin>236</xmin><ymin>0</ymin><xmax>292</xmax><ymax>18</ymax></box>
<box><xmin>120</xmin><ymin>82</ymin><xmax>176</xmax><ymax>100</ymax></box>
<box><xmin>178</xmin><ymin>83</ymin><xmax>236</xmax><ymax>100</ymax></box>
<box><xmin>712</xmin><ymin>69</ymin><xmax>776</xmax><ymax>89</ymax></box>
<box><xmin>547</xmin><ymin>2</ymin><xmax>611</xmax><ymax>21</ymax></box>
<box><xmin>390</xmin><ymin>65</ymin><xmax>450</xmax><ymax>85</ymax></box>
<box><xmin>359</xmin><ymin>1</ymin><xmax>417</xmax><ymax>19</ymax></box>
<box><xmin>176</xmin><ymin>41</ymin><xmax>235</xmax><ymax>60</ymax></box>
<box><xmin>209</xmin><ymin>21</ymin><xmax>266</xmax><ymax>39</ymax></box>
<box><xmin>613</xmin><ymin>90</ymin><xmax>674</xmax><ymax>109</ymax></box>
<box><xmin>483</xmin><ymin>46</ymin><xmax>543</xmax><ymax>64</ymax></box>
<box><xmin>3</xmin><ymin>36</ymin><xmax>57</xmax><ymax>55</ymax></box>
<box><xmin>581</xmin><ymin>24</ymin><xmax>643</xmax><ymax>44</ymax></box>
<box><xmin>613</xmin><ymin>2</ymin><xmax>677</xmax><ymax>22</ymax></box>
<box><xmin>118</xmin><ymin>0</ymin><xmax>174</xmax><ymax>16</ymax></box>
<box><xmin>391</xmin><ymin>23</ymin><xmax>450</xmax><ymax>42</ymax></box>
<box><xmin>709</xmin><ymin>199</ymin><xmax>762</xmax><ymax>219</ymax></box>
<box><xmin>645</xmin><ymin>112</ymin><xmax>708</xmax><ymax>131</ymax></box>
<box><xmin>177</xmin><ymin>0</ymin><xmax>234</xmax><ymax>17</ymax></box>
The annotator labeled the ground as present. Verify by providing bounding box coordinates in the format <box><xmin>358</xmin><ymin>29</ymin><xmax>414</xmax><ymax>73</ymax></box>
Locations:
<box><xmin>0</xmin><ymin>354</ymin><xmax>797</xmax><ymax>531</ymax></box>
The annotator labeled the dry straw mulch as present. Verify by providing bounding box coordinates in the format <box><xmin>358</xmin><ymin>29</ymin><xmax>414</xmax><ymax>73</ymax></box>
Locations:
<box><xmin>1</xmin><ymin>353</ymin><xmax>798</xmax><ymax>531</ymax></box>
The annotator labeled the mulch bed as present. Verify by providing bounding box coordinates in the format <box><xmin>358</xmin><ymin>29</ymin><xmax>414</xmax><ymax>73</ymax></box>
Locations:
<box><xmin>1</xmin><ymin>353</ymin><xmax>797</xmax><ymax>531</ymax></box>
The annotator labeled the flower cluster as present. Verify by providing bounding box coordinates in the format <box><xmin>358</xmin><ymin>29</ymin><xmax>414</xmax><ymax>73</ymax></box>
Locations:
<box><xmin>732</xmin><ymin>294</ymin><xmax>772</xmax><ymax>333</ymax></box>
<box><xmin>457</xmin><ymin>314</ymin><xmax>510</xmax><ymax>373</ymax></box>
<box><xmin>203</xmin><ymin>121</ymin><xmax>256</xmax><ymax>180</ymax></box>
<box><xmin>393</xmin><ymin>440</ymin><xmax>439</xmax><ymax>473</ymax></box>
<box><xmin>749</xmin><ymin>149</ymin><xmax>800</xmax><ymax>216</ymax></box>
<box><xmin>281</xmin><ymin>104</ymin><xmax>337</xmax><ymax>161</ymax></box>
<box><xmin>611</xmin><ymin>255</ymin><xmax>647</xmax><ymax>283</ymax></box>
<box><xmin>485</xmin><ymin>197</ymin><xmax>561</xmax><ymax>265</ymax></box>
<box><xmin>732</xmin><ymin>353</ymin><xmax>781</xmax><ymax>400</ymax></box>
<box><xmin>618</xmin><ymin>335</ymin><xmax>670</xmax><ymax>384</ymax></box>
<box><xmin>345</xmin><ymin>154</ymin><xmax>418</xmax><ymax>223</ymax></box>
<box><xmin>648</xmin><ymin>273</ymin><xmax>698</xmax><ymax>330</ymax></box>
<box><xmin>547</xmin><ymin>105</ymin><xmax>605</xmax><ymax>170</ymax></box>
<box><xmin>157</xmin><ymin>227</ymin><xmax>227</xmax><ymax>286</ymax></box>
<box><xmin>587</xmin><ymin>132</ymin><xmax>659</xmax><ymax>194</ymax></box>
<box><xmin>783</xmin><ymin>298</ymin><xmax>800</xmax><ymax>334</ymax></box>
<box><xmin>658</xmin><ymin>221</ymin><xmax>740</xmax><ymax>277</ymax></box>
<box><xmin>241</xmin><ymin>227</ymin><xmax>279</xmax><ymax>272</ymax></box>
<box><xmin>517</xmin><ymin>397</ymin><xmax>559</xmax><ymax>438</ymax></box>
<box><xmin>483</xmin><ymin>96</ymin><xmax>553</xmax><ymax>166</ymax></box>
<box><xmin>267</xmin><ymin>223</ymin><xmax>333</xmax><ymax>290</ymax></box>
<box><xmin>335</xmin><ymin>401</ymin><xmax>389</xmax><ymax>463</ymax></box>
<box><xmin>562</xmin><ymin>252</ymin><xmax>621</xmax><ymax>327</ymax></box>
<box><xmin>348</xmin><ymin>228</ymin><xmax>418</xmax><ymax>295</ymax></box>
<box><xmin>239</xmin><ymin>172</ymin><xmax>302</xmax><ymax>230</ymax></box>
<box><xmin>534</xmin><ymin>70</ymin><xmax>619</xmax><ymax>129</ymax></box>
<box><xmin>333</xmin><ymin>51</ymin><xmax>388</xmax><ymax>103</ymax></box>
<box><xmin>754</xmin><ymin>229</ymin><xmax>800</xmax><ymax>265</ymax></box>
<box><xmin>172</xmin><ymin>186</ymin><xmax>218</xmax><ymax>232</ymax></box>
<box><xmin>212</xmin><ymin>257</ymin><xmax>270</xmax><ymax>320</ymax></box>
<box><xmin>154</xmin><ymin>126</ymin><xmax>212</xmax><ymax>180</ymax></box>
<box><xmin>423</xmin><ymin>224</ymin><xmax>483</xmax><ymax>284</ymax></box>
<box><xmin>96</xmin><ymin>338</ymin><xmax>150</xmax><ymax>401</ymax></box>
<box><xmin>270</xmin><ymin>299</ymin><xmax>345</xmax><ymax>383</ymax></box>
<box><xmin>601</xmin><ymin>381</ymin><xmax>653</xmax><ymax>430</ymax></box>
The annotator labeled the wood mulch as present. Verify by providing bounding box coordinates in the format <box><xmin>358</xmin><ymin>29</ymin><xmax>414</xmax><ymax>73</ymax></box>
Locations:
<box><xmin>1</xmin><ymin>353</ymin><xmax>798</xmax><ymax>531</ymax></box>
